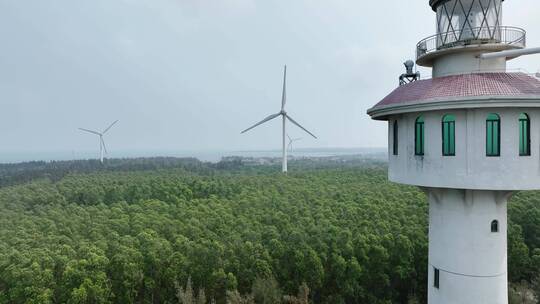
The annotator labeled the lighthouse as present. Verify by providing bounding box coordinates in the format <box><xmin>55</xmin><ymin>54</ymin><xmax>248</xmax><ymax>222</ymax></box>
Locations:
<box><xmin>367</xmin><ymin>0</ymin><xmax>540</xmax><ymax>303</ymax></box>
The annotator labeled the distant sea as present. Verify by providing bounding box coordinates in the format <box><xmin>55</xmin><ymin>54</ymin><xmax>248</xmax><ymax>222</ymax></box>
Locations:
<box><xmin>0</xmin><ymin>148</ymin><xmax>387</xmax><ymax>164</ymax></box>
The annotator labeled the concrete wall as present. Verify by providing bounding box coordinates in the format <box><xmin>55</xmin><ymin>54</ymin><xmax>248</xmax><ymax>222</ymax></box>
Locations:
<box><xmin>426</xmin><ymin>188</ymin><xmax>509</xmax><ymax>304</ymax></box>
<box><xmin>388</xmin><ymin>107</ymin><xmax>540</xmax><ymax>190</ymax></box>
<box><xmin>432</xmin><ymin>51</ymin><xmax>507</xmax><ymax>77</ymax></box>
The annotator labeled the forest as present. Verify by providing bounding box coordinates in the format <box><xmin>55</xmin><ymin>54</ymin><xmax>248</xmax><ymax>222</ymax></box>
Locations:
<box><xmin>0</xmin><ymin>156</ymin><xmax>538</xmax><ymax>304</ymax></box>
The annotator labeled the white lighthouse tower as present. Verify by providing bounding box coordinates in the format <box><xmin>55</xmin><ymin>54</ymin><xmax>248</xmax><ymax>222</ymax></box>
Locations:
<box><xmin>368</xmin><ymin>0</ymin><xmax>540</xmax><ymax>303</ymax></box>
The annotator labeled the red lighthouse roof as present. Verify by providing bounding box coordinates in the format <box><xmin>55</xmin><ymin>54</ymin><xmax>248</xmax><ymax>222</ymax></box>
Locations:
<box><xmin>371</xmin><ymin>73</ymin><xmax>540</xmax><ymax>111</ymax></box>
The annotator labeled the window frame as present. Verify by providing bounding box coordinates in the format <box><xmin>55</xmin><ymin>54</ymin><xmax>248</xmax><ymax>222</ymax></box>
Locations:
<box><xmin>393</xmin><ymin>120</ymin><xmax>399</xmax><ymax>156</ymax></box>
<box><xmin>491</xmin><ymin>220</ymin><xmax>499</xmax><ymax>233</ymax></box>
<box><xmin>415</xmin><ymin>116</ymin><xmax>425</xmax><ymax>156</ymax></box>
<box><xmin>441</xmin><ymin>115</ymin><xmax>456</xmax><ymax>156</ymax></box>
<box><xmin>486</xmin><ymin>113</ymin><xmax>501</xmax><ymax>157</ymax></box>
<box><xmin>434</xmin><ymin>267</ymin><xmax>440</xmax><ymax>289</ymax></box>
<box><xmin>519</xmin><ymin>113</ymin><xmax>531</xmax><ymax>156</ymax></box>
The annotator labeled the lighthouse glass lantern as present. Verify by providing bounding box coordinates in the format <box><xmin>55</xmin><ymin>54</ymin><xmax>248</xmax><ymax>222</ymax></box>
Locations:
<box><xmin>435</xmin><ymin>0</ymin><xmax>503</xmax><ymax>46</ymax></box>
<box><xmin>368</xmin><ymin>0</ymin><xmax>540</xmax><ymax>303</ymax></box>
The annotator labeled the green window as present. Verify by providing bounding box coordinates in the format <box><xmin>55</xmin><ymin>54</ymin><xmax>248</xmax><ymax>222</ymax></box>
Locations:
<box><xmin>393</xmin><ymin>120</ymin><xmax>398</xmax><ymax>155</ymax></box>
<box><xmin>519</xmin><ymin>113</ymin><xmax>530</xmax><ymax>156</ymax></box>
<box><xmin>442</xmin><ymin>115</ymin><xmax>455</xmax><ymax>156</ymax></box>
<box><xmin>486</xmin><ymin>113</ymin><xmax>500</xmax><ymax>157</ymax></box>
<box><xmin>415</xmin><ymin>116</ymin><xmax>425</xmax><ymax>155</ymax></box>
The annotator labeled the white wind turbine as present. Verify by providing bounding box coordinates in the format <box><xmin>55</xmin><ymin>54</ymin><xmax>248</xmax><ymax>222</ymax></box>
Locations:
<box><xmin>287</xmin><ymin>134</ymin><xmax>302</xmax><ymax>154</ymax></box>
<box><xmin>79</xmin><ymin>120</ymin><xmax>118</xmax><ymax>163</ymax></box>
<box><xmin>241</xmin><ymin>66</ymin><xmax>316</xmax><ymax>173</ymax></box>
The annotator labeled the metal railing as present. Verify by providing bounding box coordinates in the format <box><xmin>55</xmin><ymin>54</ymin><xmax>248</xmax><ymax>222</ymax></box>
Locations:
<box><xmin>416</xmin><ymin>26</ymin><xmax>526</xmax><ymax>60</ymax></box>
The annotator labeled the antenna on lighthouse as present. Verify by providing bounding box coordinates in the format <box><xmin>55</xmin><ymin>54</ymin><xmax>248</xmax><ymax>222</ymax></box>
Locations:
<box><xmin>399</xmin><ymin>60</ymin><xmax>420</xmax><ymax>86</ymax></box>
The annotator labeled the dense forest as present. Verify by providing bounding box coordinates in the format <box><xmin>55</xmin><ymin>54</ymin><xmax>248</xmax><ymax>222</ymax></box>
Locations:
<box><xmin>0</xmin><ymin>157</ymin><xmax>538</xmax><ymax>303</ymax></box>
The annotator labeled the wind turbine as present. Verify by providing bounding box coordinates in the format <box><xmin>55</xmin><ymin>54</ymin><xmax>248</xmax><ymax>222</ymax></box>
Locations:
<box><xmin>287</xmin><ymin>134</ymin><xmax>302</xmax><ymax>154</ymax></box>
<box><xmin>241</xmin><ymin>65</ymin><xmax>316</xmax><ymax>173</ymax></box>
<box><xmin>79</xmin><ymin>120</ymin><xmax>118</xmax><ymax>163</ymax></box>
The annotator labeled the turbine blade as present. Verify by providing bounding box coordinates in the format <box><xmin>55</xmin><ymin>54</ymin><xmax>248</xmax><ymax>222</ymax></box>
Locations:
<box><xmin>287</xmin><ymin>134</ymin><xmax>291</xmax><ymax>141</ymax></box>
<box><xmin>79</xmin><ymin>128</ymin><xmax>101</xmax><ymax>136</ymax></box>
<box><xmin>281</xmin><ymin>65</ymin><xmax>287</xmax><ymax>110</ymax></box>
<box><xmin>101</xmin><ymin>137</ymin><xmax>108</xmax><ymax>154</ymax></box>
<box><xmin>286</xmin><ymin>115</ymin><xmax>317</xmax><ymax>139</ymax></box>
<box><xmin>102</xmin><ymin>120</ymin><xmax>118</xmax><ymax>134</ymax></box>
<box><xmin>241</xmin><ymin>113</ymin><xmax>281</xmax><ymax>134</ymax></box>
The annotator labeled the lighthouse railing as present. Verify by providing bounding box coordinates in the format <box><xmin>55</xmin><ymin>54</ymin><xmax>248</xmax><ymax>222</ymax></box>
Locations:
<box><xmin>416</xmin><ymin>26</ymin><xmax>526</xmax><ymax>60</ymax></box>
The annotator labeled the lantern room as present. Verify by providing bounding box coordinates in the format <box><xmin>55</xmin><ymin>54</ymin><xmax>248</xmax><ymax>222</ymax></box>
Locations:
<box><xmin>433</xmin><ymin>0</ymin><xmax>503</xmax><ymax>44</ymax></box>
<box><xmin>417</xmin><ymin>0</ymin><xmax>526</xmax><ymax>73</ymax></box>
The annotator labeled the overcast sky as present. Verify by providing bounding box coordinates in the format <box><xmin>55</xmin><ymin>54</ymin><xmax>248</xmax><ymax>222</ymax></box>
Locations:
<box><xmin>1</xmin><ymin>0</ymin><xmax>539</xmax><ymax>156</ymax></box>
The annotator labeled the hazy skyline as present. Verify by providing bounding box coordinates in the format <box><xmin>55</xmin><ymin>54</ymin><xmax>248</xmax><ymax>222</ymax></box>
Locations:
<box><xmin>1</xmin><ymin>0</ymin><xmax>539</xmax><ymax>158</ymax></box>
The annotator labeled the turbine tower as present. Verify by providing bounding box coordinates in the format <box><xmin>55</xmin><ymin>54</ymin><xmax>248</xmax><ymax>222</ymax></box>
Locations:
<box><xmin>242</xmin><ymin>66</ymin><xmax>316</xmax><ymax>173</ymax></box>
<box><xmin>287</xmin><ymin>134</ymin><xmax>302</xmax><ymax>154</ymax></box>
<box><xmin>368</xmin><ymin>0</ymin><xmax>540</xmax><ymax>303</ymax></box>
<box><xmin>79</xmin><ymin>120</ymin><xmax>118</xmax><ymax>163</ymax></box>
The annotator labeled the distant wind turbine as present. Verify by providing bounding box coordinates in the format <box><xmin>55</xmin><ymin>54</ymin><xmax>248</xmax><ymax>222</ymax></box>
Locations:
<box><xmin>78</xmin><ymin>120</ymin><xmax>118</xmax><ymax>163</ymax></box>
<box><xmin>241</xmin><ymin>66</ymin><xmax>316</xmax><ymax>173</ymax></box>
<box><xmin>287</xmin><ymin>134</ymin><xmax>302</xmax><ymax>154</ymax></box>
